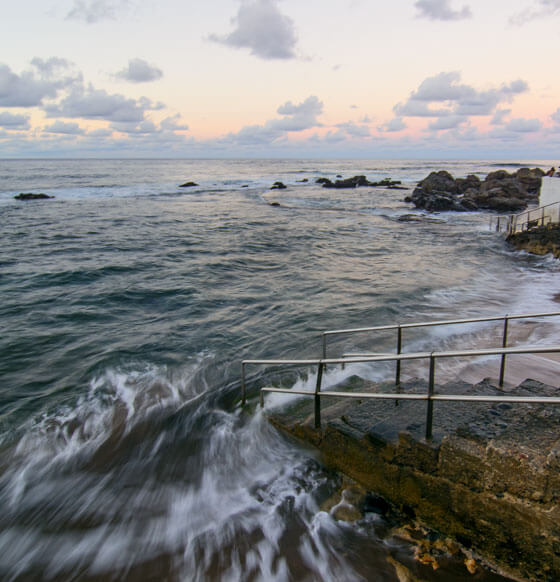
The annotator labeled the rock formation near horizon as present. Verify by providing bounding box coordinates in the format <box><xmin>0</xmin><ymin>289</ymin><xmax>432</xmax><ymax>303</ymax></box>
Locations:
<box><xmin>405</xmin><ymin>168</ymin><xmax>544</xmax><ymax>212</ymax></box>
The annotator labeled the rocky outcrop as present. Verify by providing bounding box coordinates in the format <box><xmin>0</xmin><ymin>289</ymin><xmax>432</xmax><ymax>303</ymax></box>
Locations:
<box><xmin>406</xmin><ymin>168</ymin><xmax>543</xmax><ymax>212</ymax></box>
<box><xmin>179</xmin><ymin>181</ymin><xmax>198</xmax><ymax>188</ymax></box>
<box><xmin>507</xmin><ymin>225</ymin><xmax>560</xmax><ymax>258</ymax></box>
<box><xmin>270</xmin><ymin>181</ymin><xmax>287</xmax><ymax>190</ymax></box>
<box><xmin>316</xmin><ymin>175</ymin><xmax>404</xmax><ymax>189</ymax></box>
<box><xmin>14</xmin><ymin>193</ymin><xmax>54</xmax><ymax>200</ymax></box>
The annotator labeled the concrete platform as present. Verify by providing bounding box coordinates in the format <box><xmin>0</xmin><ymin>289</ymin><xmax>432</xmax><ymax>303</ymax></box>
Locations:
<box><xmin>267</xmin><ymin>374</ymin><xmax>560</xmax><ymax>581</ymax></box>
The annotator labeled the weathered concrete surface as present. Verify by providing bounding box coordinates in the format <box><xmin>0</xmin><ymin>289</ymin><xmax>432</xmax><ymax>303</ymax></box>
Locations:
<box><xmin>268</xmin><ymin>376</ymin><xmax>560</xmax><ymax>581</ymax></box>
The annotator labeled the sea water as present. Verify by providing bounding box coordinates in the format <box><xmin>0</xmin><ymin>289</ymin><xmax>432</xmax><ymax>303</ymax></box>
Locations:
<box><xmin>1</xmin><ymin>158</ymin><xmax>559</xmax><ymax>580</ymax></box>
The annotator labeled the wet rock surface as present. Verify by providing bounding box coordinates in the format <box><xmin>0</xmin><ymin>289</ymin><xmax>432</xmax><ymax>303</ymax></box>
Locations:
<box><xmin>406</xmin><ymin>168</ymin><xmax>543</xmax><ymax>212</ymax></box>
<box><xmin>507</xmin><ymin>225</ymin><xmax>560</xmax><ymax>258</ymax></box>
<box><xmin>14</xmin><ymin>192</ymin><xmax>54</xmax><ymax>200</ymax></box>
<box><xmin>316</xmin><ymin>175</ymin><xmax>404</xmax><ymax>189</ymax></box>
<box><xmin>268</xmin><ymin>376</ymin><xmax>560</xmax><ymax>581</ymax></box>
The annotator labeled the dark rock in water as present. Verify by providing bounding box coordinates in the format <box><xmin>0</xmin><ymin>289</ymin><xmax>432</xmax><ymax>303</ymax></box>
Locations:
<box><xmin>179</xmin><ymin>181</ymin><xmax>198</xmax><ymax>188</ymax></box>
<box><xmin>296</xmin><ymin>178</ymin><xmax>308</xmax><ymax>183</ymax></box>
<box><xmin>336</xmin><ymin>174</ymin><xmax>343</xmax><ymax>178</ymax></box>
<box><xmin>315</xmin><ymin>175</ymin><xmax>404</xmax><ymax>189</ymax></box>
<box><xmin>269</xmin><ymin>201</ymin><xmax>281</xmax><ymax>207</ymax></box>
<box><xmin>14</xmin><ymin>193</ymin><xmax>54</xmax><ymax>200</ymax></box>
<box><xmin>406</xmin><ymin>167</ymin><xmax>543</xmax><ymax>212</ymax></box>
<box><xmin>515</xmin><ymin>167</ymin><xmax>544</xmax><ymax>195</ymax></box>
<box><xmin>455</xmin><ymin>174</ymin><xmax>481</xmax><ymax>194</ymax></box>
<box><xmin>322</xmin><ymin>175</ymin><xmax>404</xmax><ymax>189</ymax></box>
<box><xmin>271</xmin><ymin>181</ymin><xmax>287</xmax><ymax>190</ymax></box>
<box><xmin>322</xmin><ymin>175</ymin><xmax>370</xmax><ymax>188</ymax></box>
<box><xmin>241</xmin><ymin>184</ymin><xmax>249</xmax><ymax>188</ymax></box>
<box><xmin>398</xmin><ymin>214</ymin><xmax>445</xmax><ymax>223</ymax></box>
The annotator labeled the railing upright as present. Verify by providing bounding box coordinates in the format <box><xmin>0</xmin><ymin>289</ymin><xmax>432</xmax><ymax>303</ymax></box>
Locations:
<box><xmin>396</xmin><ymin>325</ymin><xmax>402</xmax><ymax>386</ymax></box>
<box><xmin>426</xmin><ymin>354</ymin><xmax>436</xmax><ymax>440</ymax></box>
<box><xmin>499</xmin><ymin>315</ymin><xmax>509</xmax><ymax>387</ymax></box>
<box><xmin>241</xmin><ymin>362</ymin><xmax>246</xmax><ymax>405</ymax></box>
<box><xmin>314</xmin><ymin>363</ymin><xmax>324</xmax><ymax>428</ymax></box>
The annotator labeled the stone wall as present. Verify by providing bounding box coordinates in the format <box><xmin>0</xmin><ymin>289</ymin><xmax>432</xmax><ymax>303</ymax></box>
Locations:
<box><xmin>269</xmin><ymin>378</ymin><xmax>560</xmax><ymax>581</ymax></box>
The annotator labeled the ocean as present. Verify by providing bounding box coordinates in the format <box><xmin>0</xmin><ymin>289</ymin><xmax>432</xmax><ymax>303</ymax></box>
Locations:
<box><xmin>1</xmin><ymin>158</ymin><xmax>559</xmax><ymax>581</ymax></box>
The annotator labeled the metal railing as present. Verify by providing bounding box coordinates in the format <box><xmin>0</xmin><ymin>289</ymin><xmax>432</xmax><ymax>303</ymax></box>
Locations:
<box><xmin>241</xmin><ymin>312</ymin><xmax>560</xmax><ymax>441</ymax></box>
<box><xmin>322</xmin><ymin>311</ymin><xmax>560</xmax><ymax>387</ymax></box>
<box><xmin>241</xmin><ymin>345</ymin><xmax>560</xmax><ymax>441</ymax></box>
<box><xmin>493</xmin><ymin>200</ymin><xmax>560</xmax><ymax>235</ymax></box>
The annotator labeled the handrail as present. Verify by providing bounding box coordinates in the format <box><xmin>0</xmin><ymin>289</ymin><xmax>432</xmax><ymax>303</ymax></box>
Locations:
<box><xmin>321</xmin><ymin>311</ymin><xmax>560</xmax><ymax>386</ymax></box>
<box><xmin>493</xmin><ymin>200</ymin><xmax>560</xmax><ymax>235</ymax></box>
<box><xmin>241</xmin><ymin>344</ymin><xmax>560</xmax><ymax>440</ymax></box>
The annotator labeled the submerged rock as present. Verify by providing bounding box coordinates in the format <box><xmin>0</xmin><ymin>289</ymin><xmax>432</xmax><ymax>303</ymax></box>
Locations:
<box><xmin>270</xmin><ymin>181</ymin><xmax>287</xmax><ymax>190</ymax></box>
<box><xmin>398</xmin><ymin>214</ymin><xmax>445</xmax><ymax>224</ymax></box>
<box><xmin>14</xmin><ymin>193</ymin><xmax>54</xmax><ymax>200</ymax></box>
<box><xmin>179</xmin><ymin>181</ymin><xmax>198</xmax><ymax>188</ymax></box>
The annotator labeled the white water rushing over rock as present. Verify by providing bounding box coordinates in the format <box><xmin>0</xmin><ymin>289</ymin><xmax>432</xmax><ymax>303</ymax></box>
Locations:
<box><xmin>1</xmin><ymin>158</ymin><xmax>558</xmax><ymax>580</ymax></box>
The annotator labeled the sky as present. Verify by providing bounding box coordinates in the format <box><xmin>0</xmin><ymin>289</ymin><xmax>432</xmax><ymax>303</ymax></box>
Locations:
<box><xmin>2</xmin><ymin>0</ymin><xmax>560</xmax><ymax>158</ymax></box>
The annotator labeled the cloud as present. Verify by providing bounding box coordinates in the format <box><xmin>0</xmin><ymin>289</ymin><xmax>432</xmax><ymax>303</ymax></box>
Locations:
<box><xmin>226</xmin><ymin>95</ymin><xmax>322</xmax><ymax>145</ymax></box>
<box><xmin>428</xmin><ymin>115</ymin><xmax>468</xmax><ymax>130</ymax></box>
<box><xmin>510</xmin><ymin>0</ymin><xmax>560</xmax><ymax>25</ymax></box>
<box><xmin>378</xmin><ymin>117</ymin><xmax>407</xmax><ymax>132</ymax></box>
<box><xmin>44</xmin><ymin>120</ymin><xmax>86</xmax><ymax>135</ymax></box>
<box><xmin>0</xmin><ymin>111</ymin><xmax>31</xmax><ymax>129</ymax></box>
<box><xmin>210</xmin><ymin>0</ymin><xmax>298</xmax><ymax>60</ymax></box>
<box><xmin>335</xmin><ymin>121</ymin><xmax>371</xmax><ymax>137</ymax></box>
<box><xmin>160</xmin><ymin>114</ymin><xmax>189</xmax><ymax>131</ymax></box>
<box><xmin>115</xmin><ymin>58</ymin><xmax>163</xmax><ymax>83</ymax></box>
<box><xmin>0</xmin><ymin>59</ymin><xmax>80</xmax><ymax>107</ymax></box>
<box><xmin>414</xmin><ymin>0</ymin><xmax>472</xmax><ymax>20</ymax></box>
<box><xmin>44</xmin><ymin>85</ymin><xmax>160</xmax><ymax>122</ymax></box>
<box><xmin>490</xmin><ymin>109</ymin><xmax>512</xmax><ymax>125</ymax></box>
<box><xmin>504</xmin><ymin>118</ymin><xmax>542</xmax><ymax>132</ymax></box>
<box><xmin>393</xmin><ymin>72</ymin><xmax>529</xmax><ymax>124</ymax></box>
<box><xmin>66</xmin><ymin>0</ymin><xmax>132</xmax><ymax>24</ymax></box>
<box><xmin>110</xmin><ymin>113</ymin><xmax>189</xmax><ymax>136</ymax></box>
<box><xmin>111</xmin><ymin>120</ymin><xmax>159</xmax><ymax>134</ymax></box>
<box><xmin>270</xmin><ymin>95</ymin><xmax>323</xmax><ymax>130</ymax></box>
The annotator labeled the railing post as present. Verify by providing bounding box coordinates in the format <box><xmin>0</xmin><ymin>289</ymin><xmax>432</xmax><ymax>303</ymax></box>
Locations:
<box><xmin>395</xmin><ymin>326</ymin><xmax>402</xmax><ymax>406</ymax></box>
<box><xmin>499</xmin><ymin>315</ymin><xmax>509</xmax><ymax>387</ymax></box>
<box><xmin>426</xmin><ymin>353</ymin><xmax>435</xmax><ymax>441</ymax></box>
<box><xmin>241</xmin><ymin>363</ymin><xmax>246</xmax><ymax>406</ymax></box>
<box><xmin>396</xmin><ymin>325</ymin><xmax>402</xmax><ymax>386</ymax></box>
<box><xmin>314</xmin><ymin>362</ymin><xmax>324</xmax><ymax>429</ymax></box>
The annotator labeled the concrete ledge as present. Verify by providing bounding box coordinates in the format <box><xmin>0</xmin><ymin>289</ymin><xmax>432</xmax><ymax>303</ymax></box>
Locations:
<box><xmin>268</xmin><ymin>377</ymin><xmax>560</xmax><ymax>581</ymax></box>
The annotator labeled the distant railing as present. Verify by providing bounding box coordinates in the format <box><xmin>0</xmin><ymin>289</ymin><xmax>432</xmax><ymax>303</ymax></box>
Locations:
<box><xmin>240</xmin><ymin>312</ymin><xmax>560</xmax><ymax>440</ymax></box>
<box><xmin>493</xmin><ymin>200</ymin><xmax>560</xmax><ymax>235</ymax></box>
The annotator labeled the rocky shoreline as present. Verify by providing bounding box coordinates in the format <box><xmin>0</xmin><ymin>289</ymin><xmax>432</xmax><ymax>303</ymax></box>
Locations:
<box><xmin>267</xmin><ymin>374</ymin><xmax>560</xmax><ymax>582</ymax></box>
<box><xmin>506</xmin><ymin>225</ymin><xmax>560</xmax><ymax>258</ymax></box>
